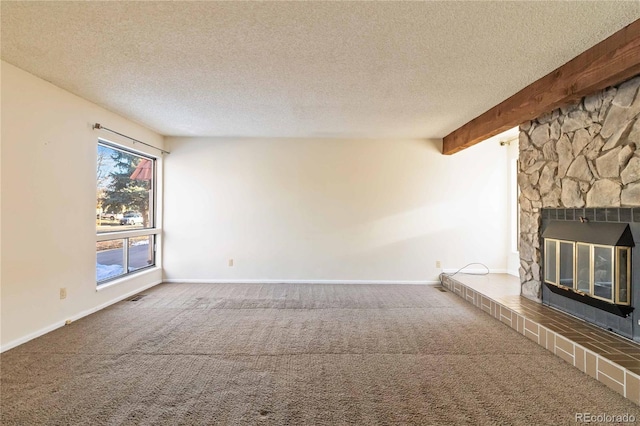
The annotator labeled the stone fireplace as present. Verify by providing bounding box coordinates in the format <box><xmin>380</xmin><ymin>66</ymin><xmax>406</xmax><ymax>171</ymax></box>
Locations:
<box><xmin>518</xmin><ymin>74</ymin><xmax>640</xmax><ymax>341</ymax></box>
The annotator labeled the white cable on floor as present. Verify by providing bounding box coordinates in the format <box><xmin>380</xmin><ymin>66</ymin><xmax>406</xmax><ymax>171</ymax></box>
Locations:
<box><xmin>438</xmin><ymin>262</ymin><xmax>490</xmax><ymax>285</ymax></box>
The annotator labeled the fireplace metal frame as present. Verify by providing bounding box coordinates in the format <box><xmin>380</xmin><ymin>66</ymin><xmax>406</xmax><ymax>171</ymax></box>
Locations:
<box><xmin>543</xmin><ymin>237</ymin><xmax>631</xmax><ymax>306</ymax></box>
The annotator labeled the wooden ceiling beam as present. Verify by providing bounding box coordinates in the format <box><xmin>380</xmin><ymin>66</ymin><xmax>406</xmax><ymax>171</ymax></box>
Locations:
<box><xmin>442</xmin><ymin>19</ymin><xmax>640</xmax><ymax>155</ymax></box>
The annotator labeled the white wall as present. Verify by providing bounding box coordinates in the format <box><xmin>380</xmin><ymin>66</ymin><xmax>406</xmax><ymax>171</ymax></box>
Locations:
<box><xmin>163</xmin><ymin>137</ymin><xmax>509</xmax><ymax>283</ymax></box>
<box><xmin>1</xmin><ymin>62</ymin><xmax>164</xmax><ymax>350</ymax></box>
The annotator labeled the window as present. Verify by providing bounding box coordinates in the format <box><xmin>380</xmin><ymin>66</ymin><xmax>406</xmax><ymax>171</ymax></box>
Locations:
<box><xmin>510</xmin><ymin>158</ymin><xmax>520</xmax><ymax>253</ymax></box>
<box><xmin>96</xmin><ymin>141</ymin><xmax>157</xmax><ymax>285</ymax></box>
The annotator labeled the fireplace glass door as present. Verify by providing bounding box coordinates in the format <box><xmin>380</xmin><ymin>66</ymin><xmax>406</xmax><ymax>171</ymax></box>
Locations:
<box><xmin>542</xmin><ymin>221</ymin><xmax>632</xmax><ymax>306</ymax></box>
<box><xmin>544</xmin><ymin>239</ymin><xmax>557</xmax><ymax>285</ymax></box>
<box><xmin>576</xmin><ymin>243</ymin><xmax>591</xmax><ymax>293</ymax></box>
<box><xmin>544</xmin><ymin>239</ymin><xmax>575</xmax><ymax>289</ymax></box>
<box><xmin>593</xmin><ymin>245</ymin><xmax>613</xmax><ymax>301</ymax></box>
<box><xmin>544</xmin><ymin>237</ymin><xmax>631</xmax><ymax>305</ymax></box>
<box><xmin>617</xmin><ymin>247</ymin><xmax>630</xmax><ymax>304</ymax></box>
<box><xmin>559</xmin><ymin>241</ymin><xmax>574</xmax><ymax>288</ymax></box>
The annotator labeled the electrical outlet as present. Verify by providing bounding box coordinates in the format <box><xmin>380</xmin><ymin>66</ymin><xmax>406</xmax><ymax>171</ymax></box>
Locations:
<box><xmin>436</xmin><ymin>261</ymin><xmax>441</xmax><ymax>269</ymax></box>
<box><xmin>60</xmin><ymin>288</ymin><xmax>67</xmax><ymax>300</ymax></box>
<box><xmin>228</xmin><ymin>258</ymin><xmax>234</xmax><ymax>267</ymax></box>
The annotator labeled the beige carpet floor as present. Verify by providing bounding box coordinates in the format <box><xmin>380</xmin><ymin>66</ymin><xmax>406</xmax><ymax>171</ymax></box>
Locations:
<box><xmin>2</xmin><ymin>283</ymin><xmax>640</xmax><ymax>425</ymax></box>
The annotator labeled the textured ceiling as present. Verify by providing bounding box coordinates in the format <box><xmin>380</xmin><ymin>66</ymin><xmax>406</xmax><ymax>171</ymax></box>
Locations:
<box><xmin>2</xmin><ymin>1</ymin><xmax>639</xmax><ymax>139</ymax></box>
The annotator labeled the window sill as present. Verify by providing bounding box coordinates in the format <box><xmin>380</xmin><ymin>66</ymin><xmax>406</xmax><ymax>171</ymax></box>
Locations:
<box><xmin>96</xmin><ymin>266</ymin><xmax>160</xmax><ymax>292</ymax></box>
<box><xmin>97</xmin><ymin>228</ymin><xmax>161</xmax><ymax>241</ymax></box>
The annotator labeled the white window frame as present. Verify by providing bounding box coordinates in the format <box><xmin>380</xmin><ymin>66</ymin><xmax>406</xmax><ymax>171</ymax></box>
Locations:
<box><xmin>96</xmin><ymin>139</ymin><xmax>160</xmax><ymax>286</ymax></box>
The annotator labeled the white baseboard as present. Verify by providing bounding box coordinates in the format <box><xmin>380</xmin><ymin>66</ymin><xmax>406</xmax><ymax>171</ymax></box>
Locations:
<box><xmin>0</xmin><ymin>279</ymin><xmax>162</xmax><ymax>353</ymax></box>
<box><xmin>1</xmin><ymin>321</ymin><xmax>64</xmax><ymax>354</ymax></box>
<box><xmin>163</xmin><ymin>278</ymin><xmax>439</xmax><ymax>285</ymax></box>
<box><xmin>441</xmin><ymin>268</ymin><xmax>507</xmax><ymax>274</ymax></box>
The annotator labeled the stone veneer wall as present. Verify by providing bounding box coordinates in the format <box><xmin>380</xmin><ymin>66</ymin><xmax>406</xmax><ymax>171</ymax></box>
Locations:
<box><xmin>518</xmin><ymin>75</ymin><xmax>640</xmax><ymax>300</ymax></box>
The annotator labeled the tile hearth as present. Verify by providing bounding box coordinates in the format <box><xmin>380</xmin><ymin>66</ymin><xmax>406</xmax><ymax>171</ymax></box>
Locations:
<box><xmin>441</xmin><ymin>273</ymin><xmax>640</xmax><ymax>405</ymax></box>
